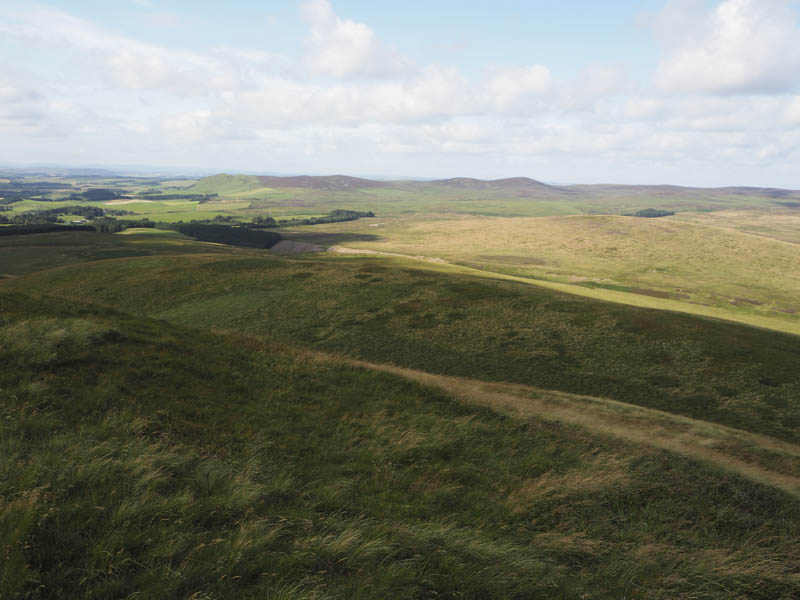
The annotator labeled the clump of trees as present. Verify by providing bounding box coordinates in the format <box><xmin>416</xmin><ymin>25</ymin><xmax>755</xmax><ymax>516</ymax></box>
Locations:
<box><xmin>80</xmin><ymin>189</ymin><xmax>127</xmax><ymax>201</ymax></box>
<box><xmin>43</xmin><ymin>205</ymin><xmax>105</xmax><ymax>219</ymax></box>
<box><xmin>92</xmin><ymin>218</ymin><xmax>156</xmax><ymax>233</ymax></box>
<box><xmin>0</xmin><ymin>181</ymin><xmax>75</xmax><ymax>204</ymax></box>
<box><xmin>625</xmin><ymin>208</ymin><xmax>675</xmax><ymax>218</ymax></box>
<box><xmin>247</xmin><ymin>209</ymin><xmax>375</xmax><ymax>228</ymax></box>
<box><xmin>0</xmin><ymin>205</ymin><xmax>106</xmax><ymax>226</ymax></box>
<box><xmin>247</xmin><ymin>215</ymin><xmax>278</xmax><ymax>228</ymax></box>
<box><xmin>158</xmin><ymin>221</ymin><xmax>281</xmax><ymax>249</ymax></box>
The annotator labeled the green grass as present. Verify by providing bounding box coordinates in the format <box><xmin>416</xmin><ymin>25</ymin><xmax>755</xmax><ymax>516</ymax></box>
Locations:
<box><xmin>5</xmin><ymin>252</ymin><xmax>800</xmax><ymax>443</ymax></box>
<box><xmin>669</xmin><ymin>209</ymin><xmax>800</xmax><ymax>245</ymax></box>
<box><xmin>4</xmin><ymin>174</ymin><xmax>800</xmax><ymax>597</ymax></box>
<box><xmin>278</xmin><ymin>214</ymin><xmax>800</xmax><ymax>327</ymax></box>
<box><xmin>184</xmin><ymin>173</ymin><xmax>262</xmax><ymax>195</ymax></box>
<box><xmin>0</xmin><ymin>231</ymin><xmax>241</xmax><ymax>275</ymax></box>
<box><xmin>2</xmin><ymin>291</ymin><xmax>799</xmax><ymax>599</ymax></box>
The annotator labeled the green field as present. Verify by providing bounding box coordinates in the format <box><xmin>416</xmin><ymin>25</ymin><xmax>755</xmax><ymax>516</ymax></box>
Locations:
<box><xmin>3</xmin><ymin>173</ymin><xmax>800</xmax><ymax>598</ymax></box>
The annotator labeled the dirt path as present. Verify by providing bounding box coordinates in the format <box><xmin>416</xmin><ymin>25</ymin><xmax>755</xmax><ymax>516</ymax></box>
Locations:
<box><xmin>327</xmin><ymin>245</ymin><xmax>448</xmax><ymax>264</ymax></box>
<box><xmin>324</xmin><ymin>246</ymin><xmax>800</xmax><ymax>337</ymax></box>
<box><xmin>307</xmin><ymin>351</ymin><xmax>800</xmax><ymax>498</ymax></box>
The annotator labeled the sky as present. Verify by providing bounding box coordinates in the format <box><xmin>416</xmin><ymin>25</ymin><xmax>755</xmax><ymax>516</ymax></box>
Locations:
<box><xmin>2</xmin><ymin>0</ymin><xmax>800</xmax><ymax>186</ymax></box>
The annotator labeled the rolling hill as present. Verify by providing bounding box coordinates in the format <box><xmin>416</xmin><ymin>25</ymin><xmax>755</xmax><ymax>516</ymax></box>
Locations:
<box><xmin>186</xmin><ymin>172</ymin><xmax>800</xmax><ymax>202</ymax></box>
<box><xmin>2</xmin><ymin>241</ymin><xmax>800</xmax><ymax>599</ymax></box>
<box><xmin>3</xmin><ymin>175</ymin><xmax>800</xmax><ymax>599</ymax></box>
<box><xmin>256</xmin><ymin>175</ymin><xmax>388</xmax><ymax>190</ymax></box>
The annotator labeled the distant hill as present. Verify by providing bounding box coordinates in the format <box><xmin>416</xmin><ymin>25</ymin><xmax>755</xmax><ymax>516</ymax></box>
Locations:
<box><xmin>186</xmin><ymin>173</ymin><xmax>261</xmax><ymax>195</ymax></box>
<box><xmin>428</xmin><ymin>176</ymin><xmax>566</xmax><ymax>191</ymax></box>
<box><xmin>570</xmin><ymin>183</ymin><xmax>800</xmax><ymax>200</ymax></box>
<box><xmin>715</xmin><ymin>186</ymin><xmax>800</xmax><ymax>199</ymax></box>
<box><xmin>256</xmin><ymin>174</ymin><xmax>388</xmax><ymax>190</ymax></box>
<box><xmin>182</xmin><ymin>172</ymin><xmax>800</xmax><ymax>213</ymax></box>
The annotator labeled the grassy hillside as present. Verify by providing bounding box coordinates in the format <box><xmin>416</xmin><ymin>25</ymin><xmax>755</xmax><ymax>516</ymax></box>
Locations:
<box><xmin>0</xmin><ymin>230</ymin><xmax>242</xmax><ymax>276</ymax></box>
<box><xmin>5</xmin><ymin>252</ymin><xmax>800</xmax><ymax>443</ymax></box>
<box><xmin>279</xmin><ymin>214</ymin><xmax>800</xmax><ymax>323</ymax></box>
<box><xmin>2</xmin><ymin>290</ymin><xmax>799</xmax><ymax>599</ymax></box>
<box><xmin>4</xmin><ymin>185</ymin><xmax>800</xmax><ymax>599</ymax></box>
<box><xmin>184</xmin><ymin>173</ymin><xmax>262</xmax><ymax>195</ymax></box>
<box><xmin>670</xmin><ymin>209</ymin><xmax>800</xmax><ymax>245</ymax></box>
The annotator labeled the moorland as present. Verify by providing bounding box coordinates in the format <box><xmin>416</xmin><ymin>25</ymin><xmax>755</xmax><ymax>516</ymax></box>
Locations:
<box><xmin>1</xmin><ymin>169</ymin><xmax>799</xmax><ymax>599</ymax></box>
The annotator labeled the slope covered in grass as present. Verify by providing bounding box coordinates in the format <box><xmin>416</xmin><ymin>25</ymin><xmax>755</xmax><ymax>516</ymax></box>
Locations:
<box><xmin>0</xmin><ymin>230</ymin><xmax>244</xmax><ymax>276</ymax></box>
<box><xmin>184</xmin><ymin>173</ymin><xmax>262</xmax><ymax>195</ymax></box>
<box><xmin>277</xmin><ymin>214</ymin><xmax>800</xmax><ymax>323</ymax></box>
<box><xmin>2</xmin><ymin>290</ymin><xmax>799</xmax><ymax>599</ymax></box>
<box><xmin>5</xmin><ymin>252</ymin><xmax>800</xmax><ymax>443</ymax></box>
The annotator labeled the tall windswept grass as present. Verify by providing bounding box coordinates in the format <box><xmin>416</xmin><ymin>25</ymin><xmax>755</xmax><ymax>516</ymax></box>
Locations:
<box><xmin>0</xmin><ymin>317</ymin><xmax>118</xmax><ymax>367</ymax></box>
<box><xmin>2</xmin><ymin>271</ymin><xmax>799</xmax><ymax>597</ymax></box>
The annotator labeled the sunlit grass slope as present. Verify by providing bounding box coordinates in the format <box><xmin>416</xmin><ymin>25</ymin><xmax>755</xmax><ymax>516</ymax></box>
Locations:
<box><xmin>669</xmin><ymin>209</ymin><xmax>800</xmax><ymax>245</ymax></box>
<box><xmin>279</xmin><ymin>214</ymin><xmax>800</xmax><ymax>322</ymax></box>
<box><xmin>5</xmin><ymin>252</ymin><xmax>799</xmax><ymax>443</ymax></box>
<box><xmin>183</xmin><ymin>173</ymin><xmax>262</xmax><ymax>195</ymax></box>
<box><xmin>2</xmin><ymin>291</ymin><xmax>799</xmax><ymax>599</ymax></box>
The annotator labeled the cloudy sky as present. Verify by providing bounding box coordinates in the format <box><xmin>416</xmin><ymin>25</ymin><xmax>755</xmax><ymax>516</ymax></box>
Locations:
<box><xmin>2</xmin><ymin>0</ymin><xmax>800</xmax><ymax>186</ymax></box>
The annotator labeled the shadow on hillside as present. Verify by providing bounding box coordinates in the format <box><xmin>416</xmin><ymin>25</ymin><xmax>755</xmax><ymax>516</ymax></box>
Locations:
<box><xmin>279</xmin><ymin>232</ymin><xmax>383</xmax><ymax>245</ymax></box>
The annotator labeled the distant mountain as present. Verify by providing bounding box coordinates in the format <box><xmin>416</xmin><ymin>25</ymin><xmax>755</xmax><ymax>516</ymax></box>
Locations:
<box><xmin>256</xmin><ymin>175</ymin><xmax>388</xmax><ymax>190</ymax></box>
<box><xmin>428</xmin><ymin>176</ymin><xmax>568</xmax><ymax>192</ymax></box>
<box><xmin>715</xmin><ymin>186</ymin><xmax>800</xmax><ymax>199</ymax></box>
<box><xmin>570</xmin><ymin>183</ymin><xmax>800</xmax><ymax>201</ymax></box>
<box><xmin>182</xmin><ymin>172</ymin><xmax>800</xmax><ymax>212</ymax></box>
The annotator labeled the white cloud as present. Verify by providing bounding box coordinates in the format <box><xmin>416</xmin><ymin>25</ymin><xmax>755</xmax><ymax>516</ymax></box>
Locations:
<box><xmin>2</xmin><ymin>1</ymin><xmax>800</xmax><ymax>185</ymax></box>
<box><xmin>651</xmin><ymin>0</ymin><xmax>800</xmax><ymax>94</ymax></box>
<box><xmin>785</xmin><ymin>96</ymin><xmax>800</xmax><ymax>125</ymax></box>
<box><xmin>486</xmin><ymin>65</ymin><xmax>552</xmax><ymax>109</ymax></box>
<box><xmin>0</xmin><ymin>6</ymin><xmax>245</xmax><ymax>95</ymax></box>
<box><xmin>301</xmin><ymin>0</ymin><xmax>410</xmax><ymax>77</ymax></box>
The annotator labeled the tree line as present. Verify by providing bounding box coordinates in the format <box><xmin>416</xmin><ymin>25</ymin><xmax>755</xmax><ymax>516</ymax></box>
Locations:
<box><xmin>0</xmin><ymin>208</ymin><xmax>374</xmax><ymax>249</ymax></box>
<box><xmin>0</xmin><ymin>205</ymin><xmax>105</xmax><ymax>225</ymax></box>
<box><xmin>247</xmin><ymin>209</ymin><xmax>375</xmax><ymax>228</ymax></box>
<box><xmin>624</xmin><ymin>208</ymin><xmax>675</xmax><ymax>218</ymax></box>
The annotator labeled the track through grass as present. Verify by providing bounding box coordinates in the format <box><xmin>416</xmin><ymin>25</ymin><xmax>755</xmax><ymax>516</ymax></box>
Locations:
<box><xmin>326</xmin><ymin>246</ymin><xmax>800</xmax><ymax>336</ymax></box>
<box><xmin>307</xmin><ymin>351</ymin><xmax>800</xmax><ymax>498</ymax></box>
<box><xmin>2</xmin><ymin>291</ymin><xmax>800</xmax><ymax>599</ymax></box>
